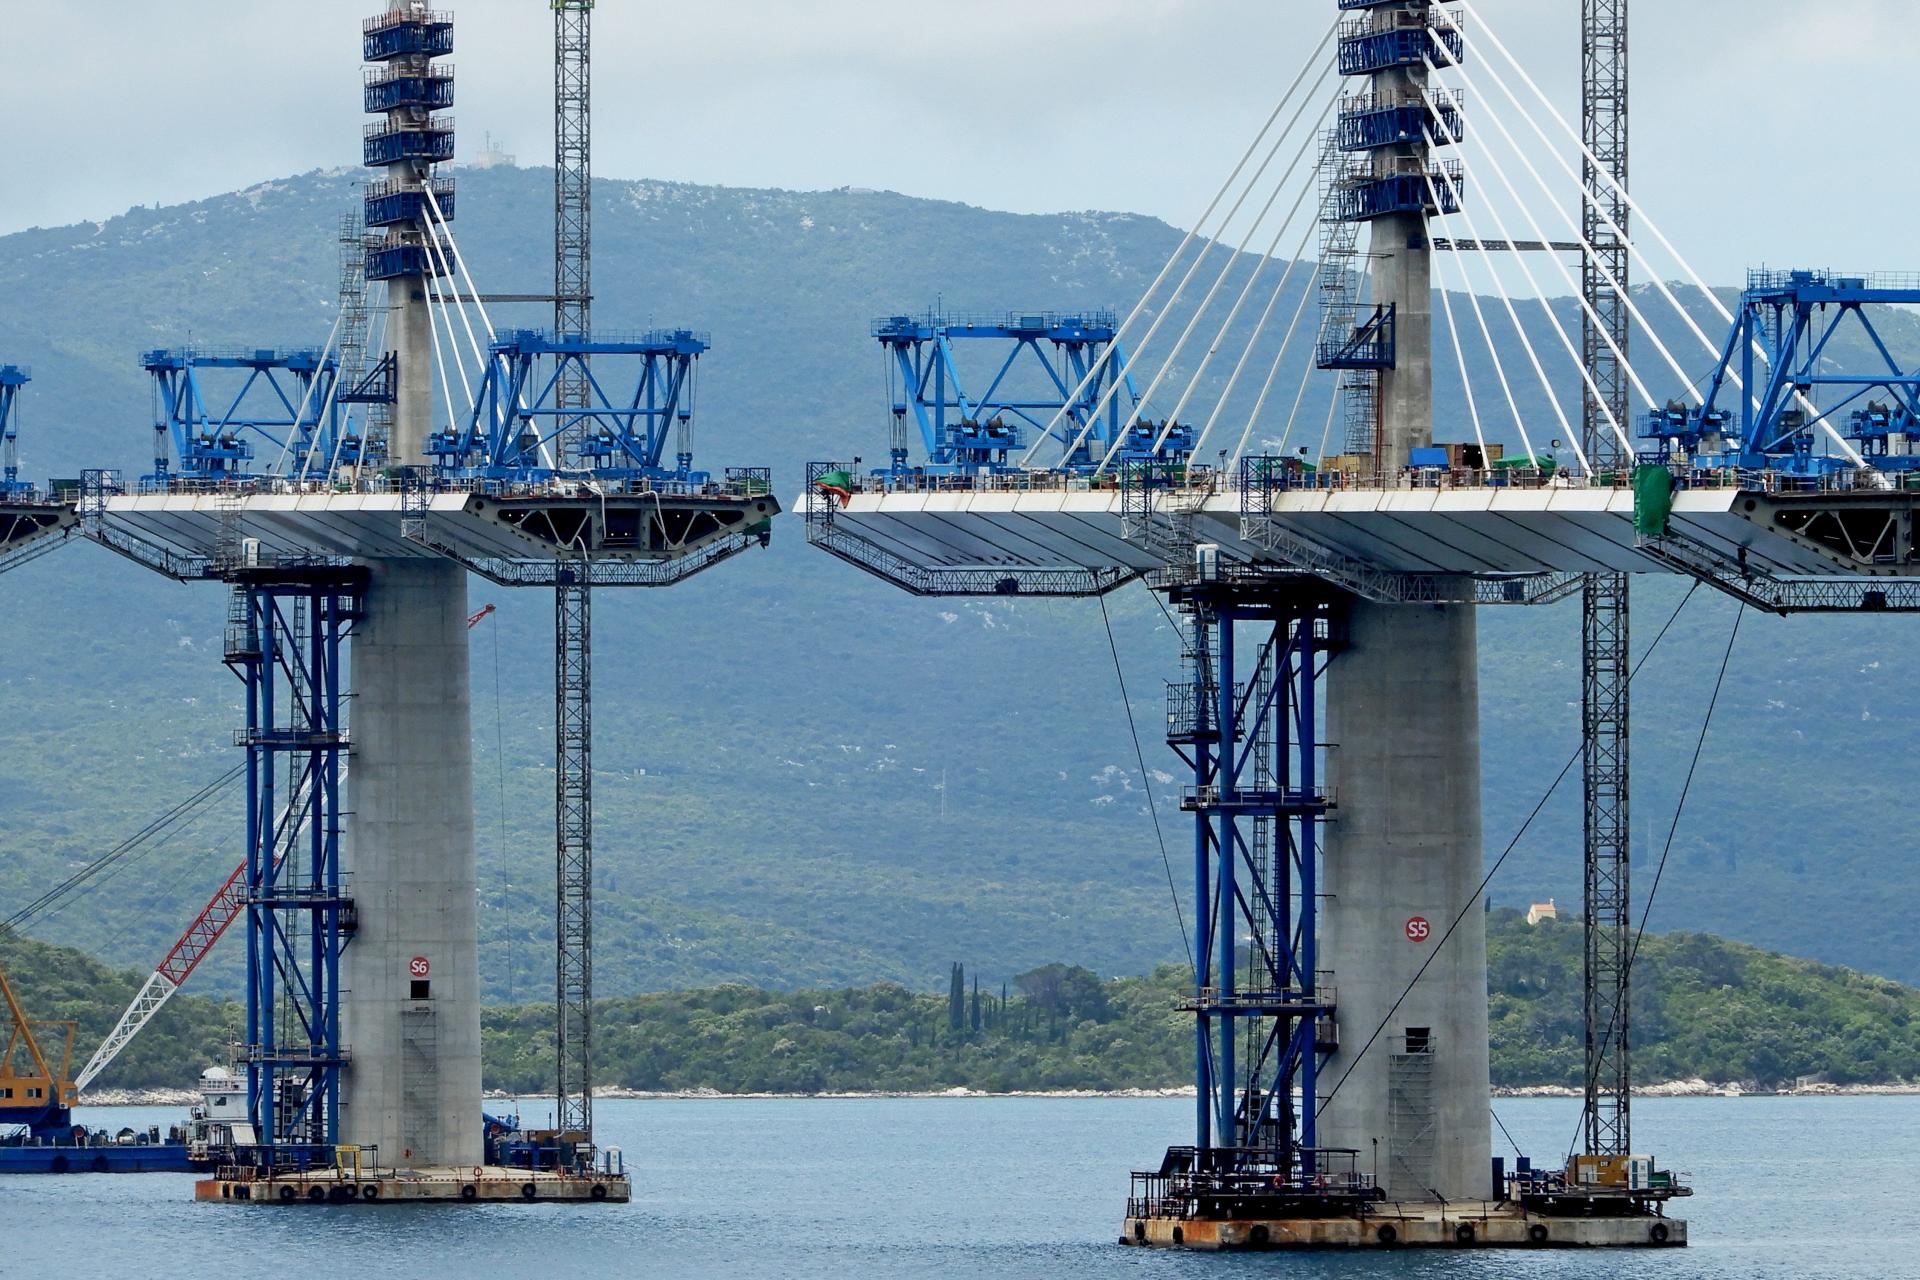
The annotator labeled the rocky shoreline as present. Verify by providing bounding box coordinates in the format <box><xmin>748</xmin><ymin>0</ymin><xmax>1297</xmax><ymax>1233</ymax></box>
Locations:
<box><xmin>80</xmin><ymin>1079</ymin><xmax>1920</xmax><ymax>1108</ymax></box>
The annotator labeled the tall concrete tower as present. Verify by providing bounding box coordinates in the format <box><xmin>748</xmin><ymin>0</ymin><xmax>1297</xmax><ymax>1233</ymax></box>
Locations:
<box><xmin>1318</xmin><ymin>0</ymin><xmax>1492</xmax><ymax>1203</ymax></box>
<box><xmin>342</xmin><ymin>5</ymin><xmax>481</xmax><ymax>1169</ymax></box>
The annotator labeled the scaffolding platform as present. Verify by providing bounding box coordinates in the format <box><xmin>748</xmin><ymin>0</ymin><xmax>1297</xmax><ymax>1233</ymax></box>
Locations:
<box><xmin>196</xmin><ymin>1163</ymin><xmax>630</xmax><ymax>1205</ymax></box>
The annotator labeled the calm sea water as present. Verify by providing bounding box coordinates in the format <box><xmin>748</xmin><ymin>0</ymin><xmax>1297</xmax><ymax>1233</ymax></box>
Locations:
<box><xmin>3</xmin><ymin>1095</ymin><xmax>1911</xmax><ymax>1278</ymax></box>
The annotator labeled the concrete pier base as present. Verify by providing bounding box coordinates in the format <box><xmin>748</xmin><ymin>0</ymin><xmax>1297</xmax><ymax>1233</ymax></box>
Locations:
<box><xmin>1123</xmin><ymin>1202</ymin><xmax>1686</xmax><ymax>1250</ymax></box>
<box><xmin>195</xmin><ymin>1165</ymin><xmax>631</xmax><ymax>1205</ymax></box>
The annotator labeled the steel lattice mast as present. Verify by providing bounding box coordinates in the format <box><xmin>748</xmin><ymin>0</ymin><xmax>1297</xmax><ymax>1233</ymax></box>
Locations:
<box><xmin>1580</xmin><ymin>0</ymin><xmax>1632</xmax><ymax>1159</ymax></box>
<box><xmin>553</xmin><ymin>0</ymin><xmax>594</xmax><ymax>1149</ymax></box>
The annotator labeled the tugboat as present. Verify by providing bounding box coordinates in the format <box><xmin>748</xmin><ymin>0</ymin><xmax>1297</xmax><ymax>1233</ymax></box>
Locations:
<box><xmin>0</xmin><ymin>961</ymin><xmax>193</xmax><ymax>1173</ymax></box>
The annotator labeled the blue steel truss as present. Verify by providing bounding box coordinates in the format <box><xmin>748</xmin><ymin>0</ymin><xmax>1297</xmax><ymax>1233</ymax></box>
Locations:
<box><xmin>871</xmin><ymin>310</ymin><xmax>1192</xmax><ymax>475</ymax></box>
<box><xmin>1642</xmin><ymin>269</ymin><xmax>1920</xmax><ymax>476</ymax></box>
<box><xmin>1</xmin><ymin>365</ymin><xmax>33</xmax><ymax>499</ymax></box>
<box><xmin>426</xmin><ymin>329</ymin><xmax>713</xmax><ymax>483</ymax></box>
<box><xmin>1168</xmin><ymin>574</ymin><xmax>1339</xmax><ymax>1188</ymax></box>
<box><xmin>143</xmin><ymin>348</ymin><xmax>386</xmax><ymax>487</ymax></box>
<box><xmin>226</xmin><ymin>569</ymin><xmax>363</xmax><ymax>1172</ymax></box>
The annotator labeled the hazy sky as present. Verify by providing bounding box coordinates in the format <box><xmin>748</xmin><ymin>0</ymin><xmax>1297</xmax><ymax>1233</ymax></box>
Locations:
<box><xmin>0</xmin><ymin>1</ymin><xmax>1901</xmax><ymax>283</ymax></box>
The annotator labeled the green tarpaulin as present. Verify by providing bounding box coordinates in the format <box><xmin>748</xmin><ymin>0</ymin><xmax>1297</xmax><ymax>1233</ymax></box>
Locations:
<box><xmin>1633</xmin><ymin>464</ymin><xmax>1676</xmax><ymax>537</ymax></box>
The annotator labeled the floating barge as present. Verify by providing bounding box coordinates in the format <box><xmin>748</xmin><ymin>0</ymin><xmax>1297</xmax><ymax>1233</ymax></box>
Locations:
<box><xmin>197</xmin><ymin>1161</ymin><xmax>631</xmax><ymax>1205</ymax></box>
<box><xmin>1120</xmin><ymin>1147</ymin><xmax>1688</xmax><ymax>1251</ymax></box>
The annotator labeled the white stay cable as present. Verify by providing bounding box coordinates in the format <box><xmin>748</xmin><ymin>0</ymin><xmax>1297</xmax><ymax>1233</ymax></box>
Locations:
<box><xmin>423</xmin><ymin>282</ymin><xmax>462</xmax><ymax>452</ymax></box>
<box><xmin>1087</xmin><ymin>87</ymin><xmax>1339</xmax><ymax>475</ymax></box>
<box><xmin>421</xmin><ymin>184</ymin><xmax>499</xmax><ymax>343</ymax></box>
<box><xmin>267</xmin><ymin>307</ymin><xmax>346</xmax><ymax>477</ymax></box>
<box><xmin>1421</xmin><ymin>69</ymin><xmax>1658</xmax><ymax>419</ymax></box>
<box><xmin>1230</xmin><ymin>256</ymin><xmax>1327</xmax><ymax>471</ymax></box>
<box><xmin>1425</xmin><ymin>143</ymin><xmax>1582</xmax><ymax>469</ymax></box>
<box><xmin>1238</xmin><ymin>250</ymin><xmax>1348</xmax><ymax>470</ymax></box>
<box><xmin>422</xmin><ymin>229</ymin><xmax>480</xmax><ymax>414</ymax></box>
<box><xmin>422</xmin><ymin>189</ymin><xmax>559</xmax><ymax>470</ymax></box>
<box><xmin>295</xmin><ymin>341</ymin><xmax>352</xmax><ymax>484</ymax></box>
<box><xmin>1198</xmin><ymin>213</ymin><xmax>1324</xmax><ymax>459</ymax></box>
<box><xmin>1417</xmin><ymin>76</ymin><xmax>1628</xmax><ymax>461</ymax></box>
<box><xmin>1426</xmin><ymin>212</ymin><xmax>1488</xmax><ymax>463</ymax></box>
<box><xmin>1148</xmin><ymin>146</ymin><xmax>1329</xmax><ymax>463</ymax></box>
<box><xmin>1423</xmin><ymin>172</ymin><xmax>1536</xmax><ymax>461</ymax></box>
<box><xmin>1312</xmin><ymin>371</ymin><xmax>1342</xmax><ymax>464</ymax></box>
<box><xmin>333</xmin><ymin>281</ymin><xmax>391</xmax><ymax>483</ymax></box>
<box><xmin>1457</xmin><ymin>0</ymin><xmax>1863</xmax><ymax>464</ymax></box>
<box><xmin>1440</xmin><ymin>30</ymin><xmax>1701</xmax><ymax>403</ymax></box>
<box><xmin>1018</xmin><ymin>17</ymin><xmax>1339</xmax><ymax>468</ymax></box>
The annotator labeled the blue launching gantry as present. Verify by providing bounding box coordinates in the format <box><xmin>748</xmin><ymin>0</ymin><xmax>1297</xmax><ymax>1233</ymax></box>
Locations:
<box><xmin>425</xmin><ymin>329</ymin><xmax>712</xmax><ymax>484</ymax></box>
<box><xmin>872</xmin><ymin>310</ymin><xmax>1193</xmax><ymax>476</ymax></box>
<box><xmin>142</xmin><ymin>347</ymin><xmax>388</xmax><ymax>488</ymax></box>
<box><xmin>1</xmin><ymin>365</ymin><xmax>33</xmax><ymax>499</ymax></box>
<box><xmin>1641</xmin><ymin>269</ymin><xmax>1920</xmax><ymax>478</ymax></box>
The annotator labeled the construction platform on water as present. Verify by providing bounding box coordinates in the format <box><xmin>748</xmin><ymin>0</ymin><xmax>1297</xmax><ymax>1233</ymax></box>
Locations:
<box><xmin>197</xmin><ymin>1160</ymin><xmax>631</xmax><ymax>1205</ymax></box>
<box><xmin>1118</xmin><ymin>1148</ymin><xmax>1688</xmax><ymax>1251</ymax></box>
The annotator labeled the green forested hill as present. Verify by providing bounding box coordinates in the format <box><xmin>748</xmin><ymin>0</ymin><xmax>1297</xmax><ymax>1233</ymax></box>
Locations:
<box><xmin>2</xmin><ymin>167</ymin><xmax>1919</xmax><ymax>997</ymax></box>
<box><xmin>10</xmin><ymin>917</ymin><xmax>1914</xmax><ymax>1094</ymax></box>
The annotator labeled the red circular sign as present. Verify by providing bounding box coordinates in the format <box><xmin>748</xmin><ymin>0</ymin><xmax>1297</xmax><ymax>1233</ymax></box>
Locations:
<box><xmin>409</xmin><ymin>956</ymin><xmax>431</xmax><ymax>978</ymax></box>
<box><xmin>1405</xmin><ymin>917</ymin><xmax>1432</xmax><ymax>943</ymax></box>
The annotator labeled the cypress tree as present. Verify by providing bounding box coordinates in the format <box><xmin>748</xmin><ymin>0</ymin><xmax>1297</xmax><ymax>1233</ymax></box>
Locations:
<box><xmin>948</xmin><ymin>962</ymin><xmax>965</xmax><ymax>1033</ymax></box>
<box><xmin>970</xmin><ymin>974</ymin><xmax>982</xmax><ymax>1032</ymax></box>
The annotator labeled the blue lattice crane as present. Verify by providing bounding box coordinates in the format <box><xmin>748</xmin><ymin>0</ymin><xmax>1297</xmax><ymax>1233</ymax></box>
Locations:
<box><xmin>426</xmin><ymin>329</ymin><xmax>711</xmax><ymax>484</ymax></box>
<box><xmin>1641</xmin><ymin>270</ymin><xmax>1920</xmax><ymax>477</ymax></box>
<box><xmin>871</xmin><ymin>310</ymin><xmax>1192</xmax><ymax>476</ymax></box>
<box><xmin>1</xmin><ymin>365</ymin><xmax>32</xmax><ymax>499</ymax></box>
<box><xmin>142</xmin><ymin>347</ymin><xmax>387</xmax><ymax>487</ymax></box>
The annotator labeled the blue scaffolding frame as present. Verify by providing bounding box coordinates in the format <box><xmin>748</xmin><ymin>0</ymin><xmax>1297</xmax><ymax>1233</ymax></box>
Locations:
<box><xmin>226</xmin><ymin>569</ymin><xmax>362</xmax><ymax>1171</ymax></box>
<box><xmin>1170</xmin><ymin>575</ymin><xmax>1337</xmax><ymax>1185</ymax></box>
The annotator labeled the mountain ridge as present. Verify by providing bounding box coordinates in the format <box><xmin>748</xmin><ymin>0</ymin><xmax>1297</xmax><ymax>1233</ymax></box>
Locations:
<box><xmin>2</xmin><ymin>166</ymin><xmax>1918</xmax><ymax>998</ymax></box>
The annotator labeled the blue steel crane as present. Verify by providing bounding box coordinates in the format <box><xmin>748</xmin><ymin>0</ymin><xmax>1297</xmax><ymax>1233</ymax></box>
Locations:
<box><xmin>870</xmin><ymin>310</ymin><xmax>1191</xmax><ymax>476</ymax></box>
<box><xmin>1</xmin><ymin>364</ymin><xmax>32</xmax><ymax>499</ymax></box>
<box><xmin>1641</xmin><ymin>270</ymin><xmax>1920</xmax><ymax>477</ymax></box>
<box><xmin>141</xmin><ymin>347</ymin><xmax>385</xmax><ymax>487</ymax></box>
<box><xmin>426</xmin><ymin>329</ymin><xmax>712</xmax><ymax>484</ymax></box>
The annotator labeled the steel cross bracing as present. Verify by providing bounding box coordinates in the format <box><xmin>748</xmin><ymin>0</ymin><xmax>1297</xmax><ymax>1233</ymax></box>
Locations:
<box><xmin>554</xmin><ymin>557</ymin><xmax>592</xmax><ymax>1144</ymax></box>
<box><xmin>1581</xmin><ymin>0</ymin><xmax>1633</xmax><ymax>1161</ymax></box>
<box><xmin>1129</xmin><ymin>574</ymin><xmax>1383</xmax><ymax>1217</ymax></box>
<box><xmin>555</xmin><ymin>0</ymin><xmax>591</xmax><ymax>464</ymax></box>
<box><xmin>226</xmin><ymin>568</ymin><xmax>364</xmax><ymax>1169</ymax></box>
<box><xmin>553</xmin><ymin>0</ymin><xmax>595</xmax><ymax>1150</ymax></box>
<box><xmin>871</xmin><ymin>311</ymin><xmax>1175</xmax><ymax>474</ymax></box>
